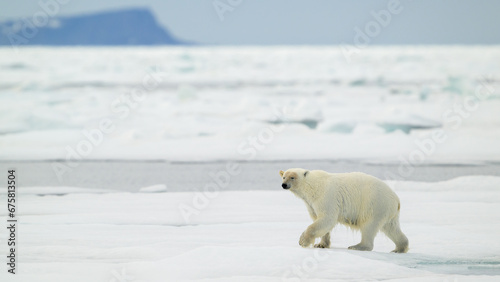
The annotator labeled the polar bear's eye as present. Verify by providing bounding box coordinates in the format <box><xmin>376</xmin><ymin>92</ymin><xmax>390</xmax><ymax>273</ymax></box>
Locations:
<box><xmin>291</xmin><ymin>177</ymin><xmax>295</xmax><ymax>180</ymax></box>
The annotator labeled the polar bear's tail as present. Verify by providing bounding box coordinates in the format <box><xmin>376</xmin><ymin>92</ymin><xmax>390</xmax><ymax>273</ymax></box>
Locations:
<box><xmin>382</xmin><ymin>212</ymin><xmax>409</xmax><ymax>253</ymax></box>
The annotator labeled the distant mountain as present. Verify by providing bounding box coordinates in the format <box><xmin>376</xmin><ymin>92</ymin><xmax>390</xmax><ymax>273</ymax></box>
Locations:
<box><xmin>0</xmin><ymin>8</ymin><xmax>187</xmax><ymax>46</ymax></box>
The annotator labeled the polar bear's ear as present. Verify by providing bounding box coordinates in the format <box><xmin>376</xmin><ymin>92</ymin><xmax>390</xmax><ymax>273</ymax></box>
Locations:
<box><xmin>304</xmin><ymin>171</ymin><xmax>309</xmax><ymax>177</ymax></box>
<box><xmin>279</xmin><ymin>170</ymin><xmax>284</xmax><ymax>177</ymax></box>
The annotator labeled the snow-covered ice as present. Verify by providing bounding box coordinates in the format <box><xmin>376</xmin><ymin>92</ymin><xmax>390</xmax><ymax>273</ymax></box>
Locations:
<box><xmin>1</xmin><ymin>46</ymin><xmax>499</xmax><ymax>163</ymax></box>
<box><xmin>1</xmin><ymin>45</ymin><xmax>499</xmax><ymax>281</ymax></box>
<box><xmin>1</xmin><ymin>176</ymin><xmax>499</xmax><ymax>281</ymax></box>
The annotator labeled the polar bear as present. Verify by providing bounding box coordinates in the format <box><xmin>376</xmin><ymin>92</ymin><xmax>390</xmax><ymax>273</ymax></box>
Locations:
<box><xmin>280</xmin><ymin>168</ymin><xmax>409</xmax><ymax>253</ymax></box>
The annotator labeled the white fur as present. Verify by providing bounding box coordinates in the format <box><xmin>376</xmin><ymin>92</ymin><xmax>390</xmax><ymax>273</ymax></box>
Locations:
<box><xmin>280</xmin><ymin>168</ymin><xmax>409</xmax><ymax>253</ymax></box>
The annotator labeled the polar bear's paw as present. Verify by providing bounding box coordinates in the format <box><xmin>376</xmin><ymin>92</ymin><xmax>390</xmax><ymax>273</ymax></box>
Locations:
<box><xmin>299</xmin><ymin>232</ymin><xmax>314</xmax><ymax>248</ymax></box>
<box><xmin>348</xmin><ymin>243</ymin><xmax>373</xmax><ymax>251</ymax></box>
<box><xmin>391</xmin><ymin>246</ymin><xmax>409</xmax><ymax>253</ymax></box>
<box><xmin>314</xmin><ymin>243</ymin><xmax>329</xmax><ymax>248</ymax></box>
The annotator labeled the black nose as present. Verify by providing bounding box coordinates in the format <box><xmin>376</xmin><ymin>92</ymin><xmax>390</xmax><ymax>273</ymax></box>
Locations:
<box><xmin>282</xmin><ymin>183</ymin><xmax>288</xmax><ymax>189</ymax></box>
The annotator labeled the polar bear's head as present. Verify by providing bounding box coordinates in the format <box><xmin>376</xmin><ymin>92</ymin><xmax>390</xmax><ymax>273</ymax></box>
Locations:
<box><xmin>279</xmin><ymin>168</ymin><xmax>309</xmax><ymax>190</ymax></box>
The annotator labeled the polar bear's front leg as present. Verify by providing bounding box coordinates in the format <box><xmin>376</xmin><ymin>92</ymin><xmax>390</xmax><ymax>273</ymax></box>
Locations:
<box><xmin>314</xmin><ymin>232</ymin><xmax>330</xmax><ymax>248</ymax></box>
<box><xmin>299</xmin><ymin>217</ymin><xmax>336</xmax><ymax>248</ymax></box>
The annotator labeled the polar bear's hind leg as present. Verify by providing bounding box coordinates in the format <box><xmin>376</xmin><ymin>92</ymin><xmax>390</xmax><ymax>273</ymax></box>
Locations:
<box><xmin>382</xmin><ymin>215</ymin><xmax>409</xmax><ymax>253</ymax></box>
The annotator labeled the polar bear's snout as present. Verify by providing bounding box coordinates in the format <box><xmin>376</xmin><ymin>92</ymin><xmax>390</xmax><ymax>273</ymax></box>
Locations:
<box><xmin>282</xmin><ymin>183</ymin><xmax>289</xmax><ymax>189</ymax></box>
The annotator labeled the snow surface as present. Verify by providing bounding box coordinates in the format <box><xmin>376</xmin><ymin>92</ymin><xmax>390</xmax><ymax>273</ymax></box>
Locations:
<box><xmin>1</xmin><ymin>176</ymin><xmax>499</xmax><ymax>281</ymax></box>
<box><xmin>1</xmin><ymin>46</ymin><xmax>499</xmax><ymax>163</ymax></box>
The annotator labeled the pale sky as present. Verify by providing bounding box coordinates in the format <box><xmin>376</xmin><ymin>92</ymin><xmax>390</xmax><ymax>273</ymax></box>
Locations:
<box><xmin>1</xmin><ymin>0</ymin><xmax>499</xmax><ymax>45</ymax></box>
